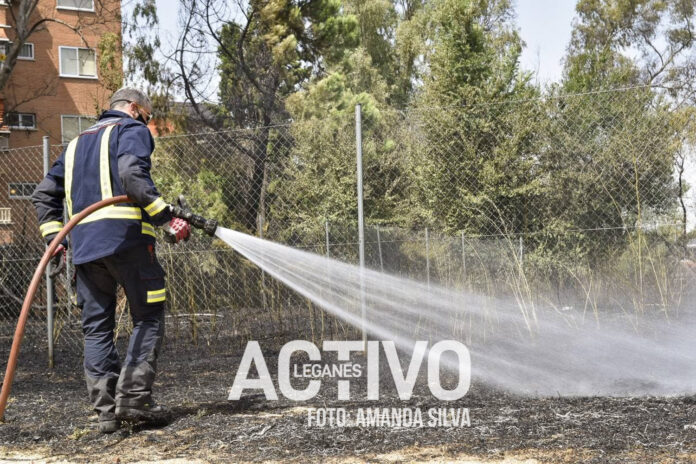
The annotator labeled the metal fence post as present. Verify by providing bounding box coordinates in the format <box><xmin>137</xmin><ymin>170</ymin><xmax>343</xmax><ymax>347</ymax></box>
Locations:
<box><xmin>323</xmin><ymin>219</ymin><xmax>332</xmax><ymax>339</ymax></box>
<box><xmin>325</xmin><ymin>219</ymin><xmax>330</xmax><ymax>258</ymax></box>
<box><xmin>376</xmin><ymin>225</ymin><xmax>384</xmax><ymax>272</ymax></box>
<box><xmin>425</xmin><ymin>227</ymin><xmax>431</xmax><ymax>288</ymax></box>
<box><xmin>258</xmin><ymin>215</ymin><xmax>267</xmax><ymax>310</ymax></box>
<box><xmin>461</xmin><ymin>231</ymin><xmax>466</xmax><ymax>281</ymax></box>
<box><xmin>43</xmin><ymin>136</ymin><xmax>54</xmax><ymax>368</ymax></box>
<box><xmin>356</xmin><ymin>104</ymin><xmax>366</xmax><ymax>348</ymax></box>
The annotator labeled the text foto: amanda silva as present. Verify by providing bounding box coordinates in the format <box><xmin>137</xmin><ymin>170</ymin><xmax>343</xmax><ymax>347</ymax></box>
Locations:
<box><xmin>307</xmin><ymin>407</ymin><xmax>471</xmax><ymax>428</ymax></box>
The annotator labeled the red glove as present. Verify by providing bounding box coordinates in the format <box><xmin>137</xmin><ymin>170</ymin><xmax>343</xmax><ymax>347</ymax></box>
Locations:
<box><xmin>163</xmin><ymin>218</ymin><xmax>191</xmax><ymax>244</ymax></box>
<box><xmin>49</xmin><ymin>244</ymin><xmax>66</xmax><ymax>278</ymax></box>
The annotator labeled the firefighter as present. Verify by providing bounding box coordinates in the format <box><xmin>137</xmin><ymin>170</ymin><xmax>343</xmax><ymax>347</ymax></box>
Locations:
<box><xmin>31</xmin><ymin>88</ymin><xmax>191</xmax><ymax>433</ymax></box>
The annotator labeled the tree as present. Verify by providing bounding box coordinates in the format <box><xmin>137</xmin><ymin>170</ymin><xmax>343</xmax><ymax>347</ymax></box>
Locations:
<box><xmin>162</xmin><ymin>0</ymin><xmax>358</xmax><ymax>233</ymax></box>
<box><xmin>281</xmin><ymin>0</ymin><xmax>541</xmax><ymax>237</ymax></box>
<box><xmin>564</xmin><ymin>0</ymin><xmax>696</xmax><ymax>98</ymax></box>
<box><xmin>537</xmin><ymin>0</ymin><xmax>696</xmax><ymax>263</ymax></box>
<box><xmin>278</xmin><ymin>48</ymin><xmax>404</xmax><ymax>239</ymax></box>
<box><xmin>341</xmin><ymin>0</ymin><xmax>417</xmax><ymax>107</ymax></box>
<box><xmin>123</xmin><ymin>0</ymin><xmax>162</xmax><ymax>88</ymax></box>
<box><xmin>275</xmin><ymin>0</ymin><xmax>422</xmax><ymax>236</ymax></box>
<box><xmin>403</xmin><ymin>0</ymin><xmax>539</xmax><ymax>234</ymax></box>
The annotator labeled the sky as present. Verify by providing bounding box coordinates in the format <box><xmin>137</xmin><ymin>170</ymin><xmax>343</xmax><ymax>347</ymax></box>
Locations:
<box><xmin>515</xmin><ymin>0</ymin><xmax>577</xmax><ymax>83</ymax></box>
<box><xmin>153</xmin><ymin>0</ymin><xmax>580</xmax><ymax>86</ymax></box>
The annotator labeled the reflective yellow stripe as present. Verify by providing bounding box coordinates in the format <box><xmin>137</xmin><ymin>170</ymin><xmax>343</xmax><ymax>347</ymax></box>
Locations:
<box><xmin>99</xmin><ymin>125</ymin><xmax>115</xmax><ymax>200</ymax></box>
<box><xmin>144</xmin><ymin>197</ymin><xmax>168</xmax><ymax>216</ymax></box>
<box><xmin>142</xmin><ymin>222</ymin><xmax>156</xmax><ymax>237</ymax></box>
<box><xmin>76</xmin><ymin>206</ymin><xmax>142</xmax><ymax>225</ymax></box>
<box><xmin>147</xmin><ymin>288</ymin><xmax>166</xmax><ymax>303</ymax></box>
<box><xmin>64</xmin><ymin>137</ymin><xmax>79</xmax><ymax>218</ymax></box>
<box><xmin>39</xmin><ymin>221</ymin><xmax>63</xmax><ymax>237</ymax></box>
<box><xmin>65</xmin><ymin>125</ymin><xmax>116</xmax><ymax>219</ymax></box>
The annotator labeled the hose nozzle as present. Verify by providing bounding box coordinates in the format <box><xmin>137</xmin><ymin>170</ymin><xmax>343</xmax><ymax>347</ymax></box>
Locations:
<box><xmin>169</xmin><ymin>195</ymin><xmax>218</xmax><ymax>237</ymax></box>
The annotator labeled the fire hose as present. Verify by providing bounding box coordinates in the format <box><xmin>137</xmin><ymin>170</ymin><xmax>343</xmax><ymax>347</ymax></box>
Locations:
<box><xmin>0</xmin><ymin>195</ymin><xmax>218</xmax><ymax>421</ymax></box>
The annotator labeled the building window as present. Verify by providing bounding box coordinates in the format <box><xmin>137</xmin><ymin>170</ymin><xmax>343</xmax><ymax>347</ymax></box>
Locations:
<box><xmin>5</xmin><ymin>112</ymin><xmax>36</xmax><ymax>129</ymax></box>
<box><xmin>56</xmin><ymin>0</ymin><xmax>94</xmax><ymax>11</ymax></box>
<box><xmin>0</xmin><ymin>41</ymin><xmax>34</xmax><ymax>60</ymax></box>
<box><xmin>18</xmin><ymin>43</ymin><xmax>33</xmax><ymax>60</ymax></box>
<box><xmin>59</xmin><ymin>46</ymin><xmax>96</xmax><ymax>78</ymax></box>
<box><xmin>61</xmin><ymin>115</ymin><xmax>95</xmax><ymax>143</ymax></box>
<box><xmin>8</xmin><ymin>183</ymin><xmax>38</xmax><ymax>200</ymax></box>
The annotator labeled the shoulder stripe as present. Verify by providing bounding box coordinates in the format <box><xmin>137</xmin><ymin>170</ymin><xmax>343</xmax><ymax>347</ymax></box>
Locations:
<box><xmin>64</xmin><ymin>137</ymin><xmax>79</xmax><ymax>218</ymax></box>
<box><xmin>99</xmin><ymin>125</ymin><xmax>116</xmax><ymax>200</ymax></box>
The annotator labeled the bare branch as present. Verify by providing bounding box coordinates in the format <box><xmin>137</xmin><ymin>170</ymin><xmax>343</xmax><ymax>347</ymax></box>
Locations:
<box><xmin>643</xmin><ymin>37</ymin><xmax>665</xmax><ymax>69</ymax></box>
<box><xmin>176</xmin><ymin>0</ymin><xmax>220</xmax><ymax>130</ymax></box>
<box><xmin>27</xmin><ymin>17</ymin><xmax>89</xmax><ymax>47</ymax></box>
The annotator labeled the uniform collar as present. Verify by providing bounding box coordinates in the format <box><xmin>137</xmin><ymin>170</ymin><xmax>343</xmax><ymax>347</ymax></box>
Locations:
<box><xmin>99</xmin><ymin>109</ymin><xmax>135</xmax><ymax>121</ymax></box>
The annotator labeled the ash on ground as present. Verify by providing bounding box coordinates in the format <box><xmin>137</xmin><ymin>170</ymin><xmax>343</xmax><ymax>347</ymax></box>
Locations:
<box><xmin>1</xmin><ymin>333</ymin><xmax>694</xmax><ymax>464</ymax></box>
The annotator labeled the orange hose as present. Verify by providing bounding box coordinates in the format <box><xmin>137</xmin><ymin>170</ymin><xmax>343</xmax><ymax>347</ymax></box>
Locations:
<box><xmin>0</xmin><ymin>195</ymin><xmax>132</xmax><ymax>421</ymax></box>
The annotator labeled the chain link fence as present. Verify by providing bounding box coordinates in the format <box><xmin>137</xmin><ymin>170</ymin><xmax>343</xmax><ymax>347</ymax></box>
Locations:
<box><xmin>0</xmin><ymin>143</ymin><xmax>72</xmax><ymax>353</ymax></box>
<box><xmin>1</xmin><ymin>85</ymin><xmax>695</xmax><ymax>362</ymax></box>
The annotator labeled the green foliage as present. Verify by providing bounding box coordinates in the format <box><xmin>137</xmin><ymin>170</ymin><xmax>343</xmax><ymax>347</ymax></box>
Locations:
<box><xmin>281</xmin><ymin>0</ymin><xmax>534</xmax><ymax>237</ymax></box>
<box><xmin>275</xmin><ymin>0</ymin><xmax>692</xmax><ymax>275</ymax></box>
<box><xmin>151</xmin><ymin>142</ymin><xmax>239</xmax><ymax>232</ymax></box>
<box><xmin>138</xmin><ymin>0</ymin><xmax>695</xmax><ymax>295</ymax></box>
<box><xmin>538</xmin><ymin>89</ymin><xmax>679</xmax><ymax>258</ymax></box>
<box><xmin>197</xmin><ymin>0</ymin><xmax>359</xmax><ymax>232</ymax></box>
<box><xmin>97</xmin><ymin>32</ymin><xmax>124</xmax><ymax>94</ymax></box>
<box><xmin>216</xmin><ymin>0</ymin><xmax>359</xmax><ymax>127</ymax></box>
<box><xmin>421</xmin><ymin>0</ymin><xmax>524</xmax><ymax>102</ymax></box>
<box><xmin>123</xmin><ymin>0</ymin><xmax>162</xmax><ymax>88</ymax></box>
<box><xmin>278</xmin><ymin>46</ymin><xmax>409</xmax><ymax>240</ymax></box>
<box><xmin>564</xmin><ymin>0</ymin><xmax>696</xmax><ymax>91</ymax></box>
<box><xmin>401</xmin><ymin>0</ymin><xmax>540</xmax><ymax>233</ymax></box>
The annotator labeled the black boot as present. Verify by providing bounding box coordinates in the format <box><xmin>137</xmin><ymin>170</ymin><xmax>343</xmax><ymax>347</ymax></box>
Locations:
<box><xmin>85</xmin><ymin>373</ymin><xmax>120</xmax><ymax>433</ymax></box>
<box><xmin>115</xmin><ymin>360</ymin><xmax>171</xmax><ymax>425</ymax></box>
<box><xmin>98</xmin><ymin>414</ymin><xmax>120</xmax><ymax>433</ymax></box>
<box><xmin>115</xmin><ymin>401</ymin><xmax>171</xmax><ymax>425</ymax></box>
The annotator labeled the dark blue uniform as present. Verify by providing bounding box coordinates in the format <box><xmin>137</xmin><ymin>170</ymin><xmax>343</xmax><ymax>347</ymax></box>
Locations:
<box><xmin>33</xmin><ymin>111</ymin><xmax>170</xmax><ymax>263</ymax></box>
<box><xmin>31</xmin><ymin>110</ymin><xmax>172</xmax><ymax>422</ymax></box>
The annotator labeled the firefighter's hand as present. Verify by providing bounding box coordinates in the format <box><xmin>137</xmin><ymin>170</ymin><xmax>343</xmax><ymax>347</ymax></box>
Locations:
<box><xmin>163</xmin><ymin>218</ymin><xmax>191</xmax><ymax>244</ymax></box>
<box><xmin>48</xmin><ymin>244</ymin><xmax>66</xmax><ymax>279</ymax></box>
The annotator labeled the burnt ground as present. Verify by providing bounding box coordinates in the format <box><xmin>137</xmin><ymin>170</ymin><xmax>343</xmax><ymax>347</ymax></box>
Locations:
<box><xmin>0</xmin><ymin>331</ymin><xmax>695</xmax><ymax>464</ymax></box>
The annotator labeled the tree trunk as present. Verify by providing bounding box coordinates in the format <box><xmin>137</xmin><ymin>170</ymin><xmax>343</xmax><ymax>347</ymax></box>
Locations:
<box><xmin>246</xmin><ymin>126</ymin><xmax>269</xmax><ymax>235</ymax></box>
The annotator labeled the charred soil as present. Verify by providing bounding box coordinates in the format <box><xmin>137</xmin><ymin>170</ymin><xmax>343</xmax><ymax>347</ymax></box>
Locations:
<box><xmin>1</xmin><ymin>333</ymin><xmax>695</xmax><ymax>463</ymax></box>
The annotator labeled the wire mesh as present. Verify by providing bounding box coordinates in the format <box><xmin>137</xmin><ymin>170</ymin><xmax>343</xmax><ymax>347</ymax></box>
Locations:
<box><xmin>1</xmin><ymin>85</ymin><xmax>695</xmax><ymax>361</ymax></box>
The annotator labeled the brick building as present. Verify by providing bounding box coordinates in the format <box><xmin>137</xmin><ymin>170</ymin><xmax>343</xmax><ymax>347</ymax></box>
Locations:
<box><xmin>0</xmin><ymin>0</ymin><xmax>122</xmax><ymax>244</ymax></box>
<box><xmin>0</xmin><ymin>0</ymin><xmax>122</xmax><ymax>147</ymax></box>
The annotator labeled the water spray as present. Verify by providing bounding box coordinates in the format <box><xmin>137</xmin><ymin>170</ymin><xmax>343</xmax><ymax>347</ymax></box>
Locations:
<box><xmin>214</xmin><ymin>227</ymin><xmax>696</xmax><ymax>397</ymax></box>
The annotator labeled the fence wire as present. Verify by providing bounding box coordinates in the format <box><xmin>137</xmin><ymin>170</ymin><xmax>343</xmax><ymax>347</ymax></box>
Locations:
<box><xmin>1</xmin><ymin>86</ymin><xmax>695</xmax><ymax>362</ymax></box>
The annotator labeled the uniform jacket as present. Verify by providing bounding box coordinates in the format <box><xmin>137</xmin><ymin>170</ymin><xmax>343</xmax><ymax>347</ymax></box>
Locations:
<box><xmin>31</xmin><ymin>110</ymin><xmax>172</xmax><ymax>265</ymax></box>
